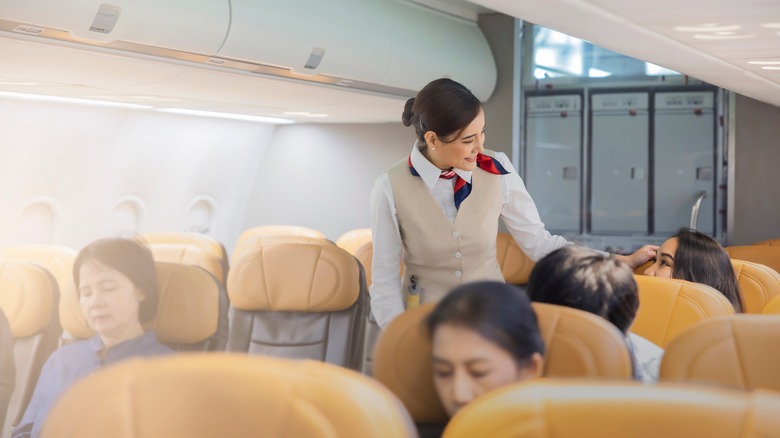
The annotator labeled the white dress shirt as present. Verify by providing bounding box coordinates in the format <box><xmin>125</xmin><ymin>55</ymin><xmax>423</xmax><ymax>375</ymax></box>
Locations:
<box><xmin>627</xmin><ymin>332</ymin><xmax>664</xmax><ymax>383</ymax></box>
<box><xmin>369</xmin><ymin>144</ymin><xmax>571</xmax><ymax>328</ymax></box>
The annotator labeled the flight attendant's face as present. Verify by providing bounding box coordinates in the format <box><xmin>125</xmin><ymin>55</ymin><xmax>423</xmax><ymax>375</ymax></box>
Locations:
<box><xmin>643</xmin><ymin>237</ymin><xmax>678</xmax><ymax>278</ymax></box>
<box><xmin>431</xmin><ymin>323</ymin><xmax>542</xmax><ymax>417</ymax></box>
<box><xmin>425</xmin><ymin>108</ymin><xmax>486</xmax><ymax>171</ymax></box>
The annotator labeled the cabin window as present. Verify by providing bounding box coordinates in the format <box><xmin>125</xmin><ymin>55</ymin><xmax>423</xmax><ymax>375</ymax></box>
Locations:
<box><xmin>13</xmin><ymin>199</ymin><xmax>57</xmax><ymax>244</ymax></box>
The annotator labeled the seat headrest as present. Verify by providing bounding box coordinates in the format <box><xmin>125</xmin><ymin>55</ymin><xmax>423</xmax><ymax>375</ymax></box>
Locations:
<box><xmin>441</xmin><ymin>380</ymin><xmax>780</xmax><ymax>438</ymax></box>
<box><xmin>149</xmin><ymin>243</ymin><xmax>224</xmax><ymax>285</ymax></box>
<box><xmin>763</xmin><ymin>295</ymin><xmax>780</xmax><ymax>314</ymax></box>
<box><xmin>41</xmin><ymin>354</ymin><xmax>416</xmax><ymax>438</ymax></box>
<box><xmin>495</xmin><ymin>233</ymin><xmax>535</xmax><ymax>284</ymax></box>
<box><xmin>228</xmin><ymin>243</ymin><xmax>361</xmax><ymax>312</ymax></box>
<box><xmin>372</xmin><ymin>302</ymin><xmax>633</xmax><ymax>425</ymax></box>
<box><xmin>731</xmin><ymin>259</ymin><xmax>780</xmax><ymax>313</ymax></box>
<box><xmin>61</xmin><ymin>262</ymin><xmax>219</xmax><ymax>344</ymax></box>
<box><xmin>660</xmin><ymin>315</ymin><xmax>780</xmax><ymax>391</ymax></box>
<box><xmin>532</xmin><ymin>302</ymin><xmax>633</xmax><ymax>378</ymax></box>
<box><xmin>231</xmin><ymin>234</ymin><xmax>333</xmax><ymax>262</ymax></box>
<box><xmin>632</xmin><ymin>275</ymin><xmax>734</xmax><ymax>348</ymax></box>
<box><xmin>335</xmin><ymin>228</ymin><xmax>372</xmax><ymax>256</ymax></box>
<box><xmin>0</xmin><ymin>244</ymin><xmax>76</xmax><ymax>293</ymax></box>
<box><xmin>0</xmin><ymin>258</ymin><xmax>58</xmax><ymax>338</ymax></box>
<box><xmin>725</xmin><ymin>246</ymin><xmax>780</xmax><ymax>273</ymax></box>
<box><xmin>142</xmin><ymin>231</ymin><xmax>226</xmax><ymax>262</ymax></box>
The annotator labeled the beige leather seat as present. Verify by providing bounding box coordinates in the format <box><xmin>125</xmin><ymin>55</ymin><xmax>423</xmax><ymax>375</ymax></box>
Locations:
<box><xmin>142</xmin><ymin>232</ymin><xmax>229</xmax><ymax>284</ymax></box>
<box><xmin>0</xmin><ymin>244</ymin><xmax>76</xmax><ymax>297</ymax></box>
<box><xmin>335</xmin><ymin>228</ymin><xmax>372</xmax><ymax>255</ymax></box>
<box><xmin>441</xmin><ymin>380</ymin><xmax>780</xmax><ymax>438</ymax></box>
<box><xmin>372</xmin><ymin>302</ymin><xmax>633</xmax><ymax>428</ymax></box>
<box><xmin>61</xmin><ymin>262</ymin><xmax>224</xmax><ymax>351</ymax></box>
<box><xmin>231</xmin><ymin>233</ymin><xmax>332</xmax><ymax>263</ymax></box>
<box><xmin>496</xmin><ymin>232</ymin><xmax>535</xmax><ymax>285</ymax></box>
<box><xmin>725</xmin><ymin>245</ymin><xmax>780</xmax><ymax>275</ymax></box>
<box><xmin>41</xmin><ymin>354</ymin><xmax>416</xmax><ymax>438</ymax></box>
<box><xmin>763</xmin><ymin>294</ymin><xmax>780</xmax><ymax>314</ymax></box>
<box><xmin>659</xmin><ymin>315</ymin><xmax>780</xmax><ymax>391</ymax></box>
<box><xmin>227</xmin><ymin>242</ymin><xmax>368</xmax><ymax>371</ymax></box>
<box><xmin>632</xmin><ymin>275</ymin><xmax>734</xmax><ymax>348</ymax></box>
<box><xmin>731</xmin><ymin>259</ymin><xmax>780</xmax><ymax>313</ymax></box>
<box><xmin>0</xmin><ymin>258</ymin><xmax>60</xmax><ymax>438</ymax></box>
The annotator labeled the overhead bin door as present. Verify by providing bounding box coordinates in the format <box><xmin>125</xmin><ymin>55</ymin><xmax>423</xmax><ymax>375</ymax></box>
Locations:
<box><xmin>654</xmin><ymin>92</ymin><xmax>716</xmax><ymax>235</ymax></box>
<box><xmin>525</xmin><ymin>95</ymin><xmax>582</xmax><ymax>233</ymax></box>
<box><xmin>590</xmin><ymin>93</ymin><xmax>649</xmax><ymax>234</ymax></box>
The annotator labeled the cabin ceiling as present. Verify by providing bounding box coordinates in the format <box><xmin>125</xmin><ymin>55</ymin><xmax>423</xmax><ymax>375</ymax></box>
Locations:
<box><xmin>0</xmin><ymin>0</ymin><xmax>777</xmax><ymax>125</ymax></box>
<box><xmin>471</xmin><ymin>0</ymin><xmax>780</xmax><ymax>107</ymax></box>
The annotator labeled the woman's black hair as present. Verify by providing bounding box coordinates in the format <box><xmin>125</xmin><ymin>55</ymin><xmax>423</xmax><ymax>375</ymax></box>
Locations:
<box><xmin>672</xmin><ymin>227</ymin><xmax>744</xmax><ymax>313</ymax></box>
<box><xmin>426</xmin><ymin>281</ymin><xmax>544</xmax><ymax>365</ymax></box>
<box><xmin>402</xmin><ymin>78</ymin><xmax>482</xmax><ymax>146</ymax></box>
<box><xmin>527</xmin><ymin>246</ymin><xmax>638</xmax><ymax>334</ymax></box>
<box><xmin>73</xmin><ymin>237</ymin><xmax>159</xmax><ymax>324</ymax></box>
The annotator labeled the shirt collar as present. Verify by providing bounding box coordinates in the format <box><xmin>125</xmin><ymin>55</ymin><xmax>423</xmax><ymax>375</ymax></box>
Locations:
<box><xmin>410</xmin><ymin>142</ymin><xmax>473</xmax><ymax>189</ymax></box>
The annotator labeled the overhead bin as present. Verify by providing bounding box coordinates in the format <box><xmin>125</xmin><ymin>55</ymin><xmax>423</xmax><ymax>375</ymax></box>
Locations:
<box><xmin>0</xmin><ymin>0</ymin><xmax>496</xmax><ymax>100</ymax></box>
<box><xmin>218</xmin><ymin>0</ymin><xmax>497</xmax><ymax>100</ymax></box>
<box><xmin>0</xmin><ymin>0</ymin><xmax>230</xmax><ymax>54</ymax></box>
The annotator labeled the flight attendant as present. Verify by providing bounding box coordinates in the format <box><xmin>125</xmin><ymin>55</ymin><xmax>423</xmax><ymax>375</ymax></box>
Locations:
<box><xmin>369</xmin><ymin>78</ymin><xmax>655</xmax><ymax>328</ymax></box>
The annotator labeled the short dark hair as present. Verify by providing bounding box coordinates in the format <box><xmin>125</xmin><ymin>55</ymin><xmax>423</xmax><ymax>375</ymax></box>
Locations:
<box><xmin>73</xmin><ymin>237</ymin><xmax>159</xmax><ymax>323</ymax></box>
<box><xmin>426</xmin><ymin>281</ymin><xmax>544</xmax><ymax>365</ymax></box>
<box><xmin>402</xmin><ymin>78</ymin><xmax>482</xmax><ymax>146</ymax></box>
<box><xmin>672</xmin><ymin>227</ymin><xmax>744</xmax><ymax>313</ymax></box>
<box><xmin>527</xmin><ymin>246</ymin><xmax>638</xmax><ymax>333</ymax></box>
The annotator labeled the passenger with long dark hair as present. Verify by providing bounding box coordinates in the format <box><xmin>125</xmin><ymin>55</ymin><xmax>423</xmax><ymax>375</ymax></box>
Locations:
<box><xmin>427</xmin><ymin>281</ymin><xmax>544</xmax><ymax>417</ymax></box>
<box><xmin>644</xmin><ymin>227</ymin><xmax>743</xmax><ymax>313</ymax></box>
<box><xmin>13</xmin><ymin>238</ymin><xmax>172</xmax><ymax>438</ymax></box>
<box><xmin>527</xmin><ymin>246</ymin><xmax>663</xmax><ymax>382</ymax></box>
<box><xmin>370</xmin><ymin>77</ymin><xmax>657</xmax><ymax>328</ymax></box>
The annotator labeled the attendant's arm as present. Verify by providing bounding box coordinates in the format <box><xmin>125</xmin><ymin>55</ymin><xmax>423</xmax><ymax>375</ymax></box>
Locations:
<box><xmin>496</xmin><ymin>153</ymin><xmax>570</xmax><ymax>261</ymax></box>
<box><xmin>369</xmin><ymin>174</ymin><xmax>406</xmax><ymax>328</ymax></box>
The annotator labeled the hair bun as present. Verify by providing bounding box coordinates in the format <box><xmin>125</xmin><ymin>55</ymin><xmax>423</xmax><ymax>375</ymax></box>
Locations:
<box><xmin>401</xmin><ymin>98</ymin><xmax>415</xmax><ymax>127</ymax></box>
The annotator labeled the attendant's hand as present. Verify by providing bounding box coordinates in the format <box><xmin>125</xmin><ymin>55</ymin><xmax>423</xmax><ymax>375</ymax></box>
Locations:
<box><xmin>616</xmin><ymin>244</ymin><xmax>658</xmax><ymax>269</ymax></box>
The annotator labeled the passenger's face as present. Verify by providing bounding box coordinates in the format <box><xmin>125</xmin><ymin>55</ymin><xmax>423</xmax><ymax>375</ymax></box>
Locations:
<box><xmin>78</xmin><ymin>261</ymin><xmax>144</xmax><ymax>342</ymax></box>
<box><xmin>429</xmin><ymin>108</ymin><xmax>486</xmax><ymax>171</ymax></box>
<box><xmin>432</xmin><ymin>324</ymin><xmax>541</xmax><ymax>417</ymax></box>
<box><xmin>643</xmin><ymin>237</ymin><xmax>678</xmax><ymax>278</ymax></box>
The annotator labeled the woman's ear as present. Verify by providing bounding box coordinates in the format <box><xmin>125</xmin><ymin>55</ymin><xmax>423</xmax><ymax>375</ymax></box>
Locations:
<box><xmin>518</xmin><ymin>352</ymin><xmax>545</xmax><ymax>380</ymax></box>
<box><xmin>424</xmin><ymin>131</ymin><xmax>438</xmax><ymax>150</ymax></box>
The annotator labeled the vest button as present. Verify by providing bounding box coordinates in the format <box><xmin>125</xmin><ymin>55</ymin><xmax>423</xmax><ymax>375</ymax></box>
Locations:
<box><xmin>451</xmin><ymin>231</ymin><xmax>460</xmax><ymax>238</ymax></box>
<box><xmin>454</xmin><ymin>252</ymin><xmax>462</xmax><ymax>258</ymax></box>
<box><xmin>454</xmin><ymin>270</ymin><xmax>462</xmax><ymax>277</ymax></box>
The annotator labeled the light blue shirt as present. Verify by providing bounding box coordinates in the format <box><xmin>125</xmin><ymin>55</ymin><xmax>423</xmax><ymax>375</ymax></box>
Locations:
<box><xmin>13</xmin><ymin>331</ymin><xmax>172</xmax><ymax>438</ymax></box>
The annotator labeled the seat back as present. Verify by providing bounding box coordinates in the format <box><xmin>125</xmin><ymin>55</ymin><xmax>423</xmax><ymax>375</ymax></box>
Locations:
<box><xmin>233</xmin><ymin>226</ymin><xmax>326</xmax><ymax>259</ymax></box>
<box><xmin>0</xmin><ymin>258</ymin><xmax>60</xmax><ymax>438</ymax></box>
<box><xmin>335</xmin><ymin>228</ymin><xmax>372</xmax><ymax>255</ymax></box>
<box><xmin>763</xmin><ymin>294</ymin><xmax>780</xmax><ymax>314</ymax></box>
<box><xmin>148</xmin><ymin>243</ymin><xmax>225</xmax><ymax>286</ymax></box>
<box><xmin>440</xmin><ymin>380</ymin><xmax>780</xmax><ymax>438</ymax></box>
<box><xmin>61</xmin><ymin>262</ymin><xmax>225</xmax><ymax>351</ymax></box>
<box><xmin>142</xmin><ymin>232</ymin><xmax>228</xmax><ymax>284</ymax></box>
<box><xmin>227</xmin><ymin>242</ymin><xmax>368</xmax><ymax>371</ymax></box>
<box><xmin>731</xmin><ymin>259</ymin><xmax>780</xmax><ymax>313</ymax></box>
<box><xmin>659</xmin><ymin>315</ymin><xmax>780</xmax><ymax>391</ymax></box>
<box><xmin>632</xmin><ymin>275</ymin><xmax>734</xmax><ymax>348</ymax></box>
<box><xmin>0</xmin><ymin>244</ymin><xmax>76</xmax><ymax>297</ymax></box>
<box><xmin>495</xmin><ymin>233</ymin><xmax>535</xmax><ymax>285</ymax></box>
<box><xmin>532</xmin><ymin>302</ymin><xmax>633</xmax><ymax>379</ymax></box>
<box><xmin>41</xmin><ymin>354</ymin><xmax>416</xmax><ymax>438</ymax></box>
<box><xmin>725</xmin><ymin>245</ymin><xmax>780</xmax><ymax>275</ymax></box>
<box><xmin>372</xmin><ymin>302</ymin><xmax>633</xmax><ymax>426</ymax></box>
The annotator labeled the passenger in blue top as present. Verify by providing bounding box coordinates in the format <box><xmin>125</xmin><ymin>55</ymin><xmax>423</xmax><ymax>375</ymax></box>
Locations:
<box><xmin>13</xmin><ymin>237</ymin><xmax>173</xmax><ymax>438</ymax></box>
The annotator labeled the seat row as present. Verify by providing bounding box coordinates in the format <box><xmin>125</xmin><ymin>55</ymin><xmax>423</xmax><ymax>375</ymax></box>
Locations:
<box><xmin>31</xmin><ymin>302</ymin><xmax>780</xmax><ymax>437</ymax></box>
